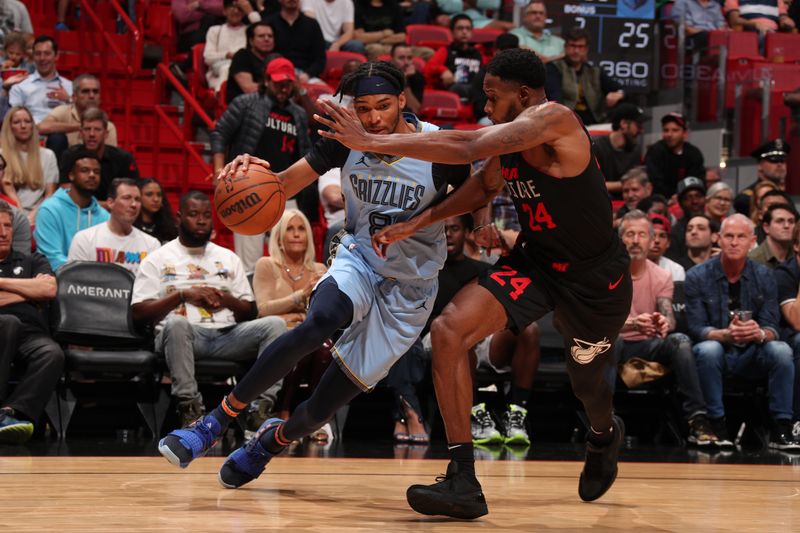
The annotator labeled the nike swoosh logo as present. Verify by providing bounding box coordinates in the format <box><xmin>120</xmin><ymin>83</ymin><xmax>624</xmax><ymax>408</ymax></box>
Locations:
<box><xmin>608</xmin><ymin>273</ymin><xmax>624</xmax><ymax>290</ymax></box>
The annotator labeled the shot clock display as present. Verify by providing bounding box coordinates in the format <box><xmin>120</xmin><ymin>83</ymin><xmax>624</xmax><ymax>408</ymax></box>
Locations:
<box><xmin>545</xmin><ymin>0</ymin><xmax>658</xmax><ymax>93</ymax></box>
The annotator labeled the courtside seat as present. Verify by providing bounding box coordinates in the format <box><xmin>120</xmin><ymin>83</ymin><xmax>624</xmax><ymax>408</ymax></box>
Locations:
<box><xmin>49</xmin><ymin>262</ymin><xmax>165</xmax><ymax>438</ymax></box>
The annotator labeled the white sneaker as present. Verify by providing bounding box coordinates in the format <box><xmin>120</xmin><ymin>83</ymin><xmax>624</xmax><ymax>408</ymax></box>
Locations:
<box><xmin>471</xmin><ymin>403</ymin><xmax>503</xmax><ymax>445</ymax></box>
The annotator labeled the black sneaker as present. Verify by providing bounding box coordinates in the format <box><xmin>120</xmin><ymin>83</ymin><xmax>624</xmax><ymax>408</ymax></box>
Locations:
<box><xmin>578</xmin><ymin>415</ymin><xmax>624</xmax><ymax>502</ymax></box>
<box><xmin>406</xmin><ymin>461</ymin><xmax>488</xmax><ymax>519</ymax></box>
<box><xmin>709</xmin><ymin>417</ymin><xmax>734</xmax><ymax>448</ymax></box>
<box><xmin>769</xmin><ymin>419</ymin><xmax>800</xmax><ymax>452</ymax></box>
<box><xmin>687</xmin><ymin>414</ymin><xmax>719</xmax><ymax>447</ymax></box>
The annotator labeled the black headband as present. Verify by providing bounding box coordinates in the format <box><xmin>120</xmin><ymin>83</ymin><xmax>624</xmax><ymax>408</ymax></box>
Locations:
<box><xmin>354</xmin><ymin>75</ymin><xmax>401</xmax><ymax>97</ymax></box>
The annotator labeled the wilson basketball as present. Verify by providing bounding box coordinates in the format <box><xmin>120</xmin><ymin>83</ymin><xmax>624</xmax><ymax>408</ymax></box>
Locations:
<box><xmin>214</xmin><ymin>165</ymin><xmax>285</xmax><ymax>235</ymax></box>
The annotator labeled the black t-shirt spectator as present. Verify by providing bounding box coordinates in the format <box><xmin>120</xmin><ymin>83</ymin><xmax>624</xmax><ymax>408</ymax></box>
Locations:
<box><xmin>645</xmin><ymin>140</ymin><xmax>706</xmax><ymax>198</ymax></box>
<box><xmin>354</xmin><ymin>0</ymin><xmax>405</xmax><ymax>33</ymax></box>
<box><xmin>443</xmin><ymin>46</ymin><xmax>482</xmax><ymax>85</ymax></box>
<box><xmin>593</xmin><ymin>135</ymin><xmax>641</xmax><ymax>186</ymax></box>
<box><xmin>227</xmin><ymin>48</ymin><xmax>268</xmax><ymax>104</ymax></box>
<box><xmin>257</xmin><ymin>108</ymin><xmax>299</xmax><ymax>172</ymax></box>
<box><xmin>774</xmin><ymin>256</ymin><xmax>800</xmax><ymax>339</ymax></box>
<box><xmin>0</xmin><ymin>251</ymin><xmax>52</xmax><ymax>333</ymax></box>
<box><xmin>266</xmin><ymin>12</ymin><xmax>326</xmax><ymax>78</ymax></box>
<box><xmin>59</xmin><ymin>145</ymin><xmax>140</xmax><ymax>201</ymax></box>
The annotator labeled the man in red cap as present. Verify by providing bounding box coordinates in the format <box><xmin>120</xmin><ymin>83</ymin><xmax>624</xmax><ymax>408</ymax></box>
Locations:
<box><xmin>211</xmin><ymin>56</ymin><xmax>311</xmax><ymax>271</ymax></box>
<box><xmin>648</xmin><ymin>213</ymin><xmax>686</xmax><ymax>282</ymax></box>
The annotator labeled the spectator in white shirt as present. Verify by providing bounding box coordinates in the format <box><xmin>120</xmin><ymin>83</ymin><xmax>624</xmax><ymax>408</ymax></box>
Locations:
<box><xmin>68</xmin><ymin>178</ymin><xmax>161</xmax><ymax>275</ymax></box>
<box><xmin>302</xmin><ymin>0</ymin><xmax>365</xmax><ymax>54</ymax></box>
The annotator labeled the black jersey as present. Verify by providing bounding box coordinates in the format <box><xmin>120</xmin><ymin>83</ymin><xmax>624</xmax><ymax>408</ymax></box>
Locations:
<box><xmin>499</xmin><ymin>138</ymin><xmax>615</xmax><ymax>273</ymax></box>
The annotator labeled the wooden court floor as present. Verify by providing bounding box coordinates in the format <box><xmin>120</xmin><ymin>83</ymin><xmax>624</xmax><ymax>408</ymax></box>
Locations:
<box><xmin>2</xmin><ymin>456</ymin><xmax>799</xmax><ymax>532</ymax></box>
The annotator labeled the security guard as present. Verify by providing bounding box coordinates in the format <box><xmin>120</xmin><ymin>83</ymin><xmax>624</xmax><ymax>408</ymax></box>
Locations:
<box><xmin>734</xmin><ymin>139</ymin><xmax>791</xmax><ymax>215</ymax></box>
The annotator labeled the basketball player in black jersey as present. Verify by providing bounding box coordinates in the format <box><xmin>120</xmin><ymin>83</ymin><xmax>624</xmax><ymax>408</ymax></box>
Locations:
<box><xmin>316</xmin><ymin>48</ymin><xmax>632</xmax><ymax>520</ymax></box>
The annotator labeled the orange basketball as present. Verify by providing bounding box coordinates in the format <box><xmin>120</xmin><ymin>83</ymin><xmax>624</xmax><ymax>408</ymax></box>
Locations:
<box><xmin>214</xmin><ymin>165</ymin><xmax>286</xmax><ymax>235</ymax></box>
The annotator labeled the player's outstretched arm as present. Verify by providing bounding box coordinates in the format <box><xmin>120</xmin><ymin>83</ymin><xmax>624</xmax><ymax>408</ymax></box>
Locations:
<box><xmin>371</xmin><ymin>157</ymin><xmax>504</xmax><ymax>257</ymax></box>
<box><xmin>216</xmin><ymin>154</ymin><xmax>321</xmax><ymax>200</ymax></box>
<box><xmin>315</xmin><ymin>99</ymin><xmax>570</xmax><ymax>164</ymax></box>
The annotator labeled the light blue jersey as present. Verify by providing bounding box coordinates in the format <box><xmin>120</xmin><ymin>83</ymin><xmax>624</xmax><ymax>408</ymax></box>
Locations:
<box><xmin>304</xmin><ymin>114</ymin><xmax>470</xmax><ymax>389</ymax></box>
<box><xmin>307</xmin><ymin>115</ymin><xmax>468</xmax><ymax>281</ymax></box>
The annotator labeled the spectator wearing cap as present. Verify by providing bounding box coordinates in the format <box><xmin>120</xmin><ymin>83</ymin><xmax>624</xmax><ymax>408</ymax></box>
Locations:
<box><xmin>510</xmin><ymin>1</ymin><xmax>564</xmax><ymax>63</ymax></box>
<box><xmin>211</xmin><ymin>56</ymin><xmax>311</xmax><ymax>272</ymax></box>
<box><xmin>267</xmin><ymin>0</ymin><xmax>327</xmax><ymax>82</ymax></box>
<box><xmin>676</xmin><ymin>214</ymin><xmax>719</xmax><ymax>272</ymax></box>
<box><xmin>733</xmin><ymin>139</ymin><xmax>790</xmax><ymax>216</ymax></box>
<box><xmin>648</xmin><ymin>213</ymin><xmax>686</xmax><ymax>282</ymax></box>
<box><xmin>667</xmin><ymin>176</ymin><xmax>707</xmax><ymax>260</ymax></box>
<box><xmin>704</xmin><ymin>182</ymin><xmax>734</xmax><ymax>226</ymax></box>
<box><xmin>725</xmin><ymin>0</ymin><xmax>795</xmax><ymax>34</ymax></box>
<box><xmin>749</xmin><ymin>203</ymin><xmax>798</xmax><ymax>269</ymax></box>
<box><xmin>593</xmin><ymin>103</ymin><xmax>645</xmax><ymax>197</ymax></box>
<box><xmin>645</xmin><ymin>113</ymin><xmax>706</xmax><ymax>199</ymax></box>
<box><xmin>545</xmin><ymin>27</ymin><xmax>625</xmax><ymax>125</ymax></box>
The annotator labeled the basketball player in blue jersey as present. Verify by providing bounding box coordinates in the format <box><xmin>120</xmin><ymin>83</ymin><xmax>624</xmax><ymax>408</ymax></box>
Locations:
<box><xmin>316</xmin><ymin>48</ymin><xmax>633</xmax><ymax>519</ymax></box>
<box><xmin>157</xmin><ymin>61</ymin><xmax>470</xmax><ymax>490</ymax></box>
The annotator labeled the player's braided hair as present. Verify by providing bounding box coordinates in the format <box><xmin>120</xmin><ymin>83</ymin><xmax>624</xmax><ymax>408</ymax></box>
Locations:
<box><xmin>335</xmin><ymin>60</ymin><xmax>406</xmax><ymax>99</ymax></box>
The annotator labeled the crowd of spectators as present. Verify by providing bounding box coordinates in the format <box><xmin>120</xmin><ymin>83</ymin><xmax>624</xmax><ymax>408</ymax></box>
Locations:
<box><xmin>1</xmin><ymin>0</ymin><xmax>800</xmax><ymax>454</ymax></box>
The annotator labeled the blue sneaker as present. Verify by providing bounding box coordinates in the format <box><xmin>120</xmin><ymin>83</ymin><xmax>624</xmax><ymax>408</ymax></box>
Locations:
<box><xmin>158</xmin><ymin>414</ymin><xmax>224</xmax><ymax>468</ymax></box>
<box><xmin>54</xmin><ymin>22</ymin><xmax>70</xmax><ymax>31</ymax></box>
<box><xmin>218</xmin><ymin>417</ymin><xmax>284</xmax><ymax>489</ymax></box>
<box><xmin>0</xmin><ymin>410</ymin><xmax>34</xmax><ymax>444</ymax></box>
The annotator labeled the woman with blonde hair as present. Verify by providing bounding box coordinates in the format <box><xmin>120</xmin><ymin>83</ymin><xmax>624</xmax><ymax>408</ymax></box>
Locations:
<box><xmin>252</xmin><ymin>209</ymin><xmax>332</xmax><ymax>441</ymax></box>
<box><xmin>0</xmin><ymin>106</ymin><xmax>58</xmax><ymax>224</ymax></box>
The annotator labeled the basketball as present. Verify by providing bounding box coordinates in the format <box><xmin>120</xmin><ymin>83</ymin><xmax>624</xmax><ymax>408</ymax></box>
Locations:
<box><xmin>214</xmin><ymin>165</ymin><xmax>286</xmax><ymax>235</ymax></box>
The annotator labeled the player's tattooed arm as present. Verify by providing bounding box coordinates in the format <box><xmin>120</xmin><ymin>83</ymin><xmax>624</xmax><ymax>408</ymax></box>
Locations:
<box><xmin>315</xmin><ymin>99</ymin><xmax>571</xmax><ymax>164</ymax></box>
<box><xmin>656</xmin><ymin>297</ymin><xmax>676</xmax><ymax>334</ymax></box>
